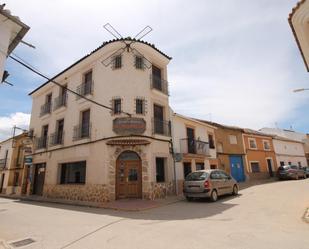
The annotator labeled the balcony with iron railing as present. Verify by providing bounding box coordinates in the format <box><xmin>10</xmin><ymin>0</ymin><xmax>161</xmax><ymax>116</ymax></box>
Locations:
<box><xmin>40</xmin><ymin>102</ymin><xmax>52</xmax><ymax>116</ymax></box>
<box><xmin>49</xmin><ymin>131</ymin><xmax>64</xmax><ymax>146</ymax></box>
<box><xmin>73</xmin><ymin>123</ymin><xmax>91</xmax><ymax>141</ymax></box>
<box><xmin>152</xmin><ymin>118</ymin><xmax>171</xmax><ymax>136</ymax></box>
<box><xmin>150</xmin><ymin>74</ymin><xmax>169</xmax><ymax>95</ymax></box>
<box><xmin>35</xmin><ymin>136</ymin><xmax>48</xmax><ymax>150</ymax></box>
<box><xmin>76</xmin><ymin>81</ymin><xmax>93</xmax><ymax>99</ymax></box>
<box><xmin>180</xmin><ymin>138</ymin><xmax>210</xmax><ymax>156</ymax></box>
<box><xmin>53</xmin><ymin>94</ymin><xmax>67</xmax><ymax>110</ymax></box>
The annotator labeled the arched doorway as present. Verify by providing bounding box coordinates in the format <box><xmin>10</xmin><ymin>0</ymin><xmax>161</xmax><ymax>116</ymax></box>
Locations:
<box><xmin>116</xmin><ymin>151</ymin><xmax>142</xmax><ymax>199</ymax></box>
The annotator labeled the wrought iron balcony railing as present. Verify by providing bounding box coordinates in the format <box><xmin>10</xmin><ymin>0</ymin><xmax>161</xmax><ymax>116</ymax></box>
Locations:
<box><xmin>180</xmin><ymin>138</ymin><xmax>210</xmax><ymax>156</ymax></box>
<box><xmin>73</xmin><ymin>123</ymin><xmax>91</xmax><ymax>141</ymax></box>
<box><xmin>76</xmin><ymin>81</ymin><xmax>93</xmax><ymax>99</ymax></box>
<box><xmin>152</xmin><ymin>118</ymin><xmax>171</xmax><ymax>136</ymax></box>
<box><xmin>49</xmin><ymin>131</ymin><xmax>64</xmax><ymax>146</ymax></box>
<box><xmin>53</xmin><ymin>94</ymin><xmax>67</xmax><ymax>110</ymax></box>
<box><xmin>40</xmin><ymin>102</ymin><xmax>52</xmax><ymax>116</ymax></box>
<box><xmin>150</xmin><ymin>74</ymin><xmax>169</xmax><ymax>95</ymax></box>
<box><xmin>35</xmin><ymin>136</ymin><xmax>48</xmax><ymax>150</ymax></box>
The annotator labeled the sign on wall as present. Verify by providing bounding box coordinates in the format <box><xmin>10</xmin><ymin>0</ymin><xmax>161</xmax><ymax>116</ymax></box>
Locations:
<box><xmin>24</xmin><ymin>156</ymin><xmax>33</xmax><ymax>165</ymax></box>
<box><xmin>113</xmin><ymin>117</ymin><xmax>146</xmax><ymax>135</ymax></box>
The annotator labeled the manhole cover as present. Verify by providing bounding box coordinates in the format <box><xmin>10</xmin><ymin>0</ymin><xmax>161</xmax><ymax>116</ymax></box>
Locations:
<box><xmin>10</xmin><ymin>238</ymin><xmax>35</xmax><ymax>248</ymax></box>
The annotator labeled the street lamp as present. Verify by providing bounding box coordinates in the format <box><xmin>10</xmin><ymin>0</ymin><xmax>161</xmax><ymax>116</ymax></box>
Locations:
<box><xmin>293</xmin><ymin>88</ymin><xmax>309</xmax><ymax>92</ymax></box>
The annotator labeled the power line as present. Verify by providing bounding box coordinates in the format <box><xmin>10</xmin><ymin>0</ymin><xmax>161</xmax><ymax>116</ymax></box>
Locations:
<box><xmin>7</xmin><ymin>54</ymin><xmax>132</xmax><ymax>117</ymax></box>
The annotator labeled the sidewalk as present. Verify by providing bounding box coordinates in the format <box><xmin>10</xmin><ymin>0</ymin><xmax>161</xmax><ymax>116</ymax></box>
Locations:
<box><xmin>238</xmin><ymin>178</ymin><xmax>277</xmax><ymax>190</ymax></box>
<box><xmin>0</xmin><ymin>194</ymin><xmax>183</xmax><ymax>211</ymax></box>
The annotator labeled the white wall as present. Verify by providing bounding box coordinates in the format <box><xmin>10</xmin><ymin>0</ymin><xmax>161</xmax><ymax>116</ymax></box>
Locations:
<box><xmin>273</xmin><ymin>139</ymin><xmax>307</xmax><ymax>167</ymax></box>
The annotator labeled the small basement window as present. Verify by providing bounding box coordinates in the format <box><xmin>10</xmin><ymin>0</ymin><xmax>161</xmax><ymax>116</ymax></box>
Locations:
<box><xmin>250</xmin><ymin>162</ymin><xmax>260</xmax><ymax>173</ymax></box>
<box><xmin>60</xmin><ymin>161</ymin><xmax>86</xmax><ymax>184</ymax></box>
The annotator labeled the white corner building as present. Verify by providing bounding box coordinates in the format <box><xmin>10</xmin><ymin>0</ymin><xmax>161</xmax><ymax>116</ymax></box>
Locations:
<box><xmin>28</xmin><ymin>38</ymin><xmax>176</xmax><ymax>202</ymax></box>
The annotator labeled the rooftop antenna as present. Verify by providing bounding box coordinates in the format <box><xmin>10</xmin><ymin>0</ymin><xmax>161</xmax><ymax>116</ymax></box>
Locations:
<box><xmin>101</xmin><ymin>23</ymin><xmax>153</xmax><ymax>68</ymax></box>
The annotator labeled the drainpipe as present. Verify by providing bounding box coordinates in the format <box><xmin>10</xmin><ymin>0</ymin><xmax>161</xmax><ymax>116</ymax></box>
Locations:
<box><xmin>169</xmin><ymin>139</ymin><xmax>178</xmax><ymax>196</ymax></box>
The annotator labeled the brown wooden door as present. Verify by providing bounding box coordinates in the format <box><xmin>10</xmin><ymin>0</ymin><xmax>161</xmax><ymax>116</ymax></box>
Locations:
<box><xmin>33</xmin><ymin>163</ymin><xmax>46</xmax><ymax>196</ymax></box>
<box><xmin>116</xmin><ymin>160</ymin><xmax>142</xmax><ymax>199</ymax></box>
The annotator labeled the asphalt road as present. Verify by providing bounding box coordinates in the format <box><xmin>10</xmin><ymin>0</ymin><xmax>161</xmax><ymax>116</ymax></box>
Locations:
<box><xmin>0</xmin><ymin>179</ymin><xmax>308</xmax><ymax>249</ymax></box>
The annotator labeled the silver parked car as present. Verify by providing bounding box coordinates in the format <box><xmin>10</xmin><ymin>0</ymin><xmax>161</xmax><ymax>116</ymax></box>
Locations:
<box><xmin>183</xmin><ymin>169</ymin><xmax>239</xmax><ymax>202</ymax></box>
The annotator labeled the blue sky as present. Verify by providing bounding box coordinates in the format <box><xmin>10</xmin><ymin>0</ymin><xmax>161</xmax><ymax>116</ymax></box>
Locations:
<box><xmin>0</xmin><ymin>0</ymin><xmax>308</xmax><ymax>140</ymax></box>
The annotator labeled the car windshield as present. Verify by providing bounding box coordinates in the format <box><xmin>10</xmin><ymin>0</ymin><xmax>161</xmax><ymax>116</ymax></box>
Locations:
<box><xmin>290</xmin><ymin>165</ymin><xmax>297</xmax><ymax>169</ymax></box>
<box><xmin>186</xmin><ymin>172</ymin><xmax>208</xmax><ymax>181</ymax></box>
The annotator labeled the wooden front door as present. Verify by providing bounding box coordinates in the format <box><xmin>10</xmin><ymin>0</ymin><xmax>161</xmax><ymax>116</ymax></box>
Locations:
<box><xmin>116</xmin><ymin>152</ymin><xmax>142</xmax><ymax>199</ymax></box>
<box><xmin>33</xmin><ymin>163</ymin><xmax>46</xmax><ymax>196</ymax></box>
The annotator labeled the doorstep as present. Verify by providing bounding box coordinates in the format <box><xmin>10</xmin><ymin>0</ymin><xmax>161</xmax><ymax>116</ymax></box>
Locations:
<box><xmin>0</xmin><ymin>194</ymin><xmax>182</xmax><ymax>211</ymax></box>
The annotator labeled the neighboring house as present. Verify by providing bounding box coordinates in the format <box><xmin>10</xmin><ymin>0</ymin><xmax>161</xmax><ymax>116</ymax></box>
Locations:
<box><xmin>171</xmin><ymin>114</ymin><xmax>216</xmax><ymax>193</ymax></box>
<box><xmin>272</xmin><ymin>136</ymin><xmax>307</xmax><ymax>168</ymax></box>
<box><xmin>289</xmin><ymin>0</ymin><xmax>309</xmax><ymax>71</ymax></box>
<box><xmin>0</xmin><ymin>133</ymin><xmax>32</xmax><ymax>195</ymax></box>
<box><xmin>199</xmin><ymin>120</ymin><xmax>247</xmax><ymax>182</ymax></box>
<box><xmin>28</xmin><ymin>38</ymin><xmax>174</xmax><ymax>203</ymax></box>
<box><xmin>243</xmin><ymin>129</ymin><xmax>277</xmax><ymax>179</ymax></box>
<box><xmin>0</xmin><ymin>4</ymin><xmax>29</xmax><ymax>83</ymax></box>
<box><xmin>260</xmin><ymin>128</ymin><xmax>309</xmax><ymax>166</ymax></box>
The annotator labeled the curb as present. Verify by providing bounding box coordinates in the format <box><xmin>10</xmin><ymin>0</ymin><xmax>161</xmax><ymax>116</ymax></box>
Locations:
<box><xmin>0</xmin><ymin>195</ymin><xmax>182</xmax><ymax>212</ymax></box>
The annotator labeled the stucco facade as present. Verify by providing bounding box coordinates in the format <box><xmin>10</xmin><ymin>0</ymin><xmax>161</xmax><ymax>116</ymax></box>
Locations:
<box><xmin>0</xmin><ymin>5</ymin><xmax>29</xmax><ymax>82</ymax></box>
<box><xmin>289</xmin><ymin>0</ymin><xmax>309</xmax><ymax>71</ymax></box>
<box><xmin>171</xmin><ymin>114</ymin><xmax>216</xmax><ymax>194</ymax></box>
<box><xmin>243</xmin><ymin>130</ymin><xmax>277</xmax><ymax>180</ymax></box>
<box><xmin>29</xmin><ymin>39</ymin><xmax>175</xmax><ymax>203</ymax></box>
<box><xmin>0</xmin><ymin>133</ymin><xmax>32</xmax><ymax>195</ymax></box>
<box><xmin>272</xmin><ymin>136</ymin><xmax>307</xmax><ymax>167</ymax></box>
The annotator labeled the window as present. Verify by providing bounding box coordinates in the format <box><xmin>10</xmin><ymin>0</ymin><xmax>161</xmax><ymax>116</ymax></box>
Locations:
<box><xmin>263</xmin><ymin>140</ymin><xmax>270</xmax><ymax>150</ymax></box>
<box><xmin>56</xmin><ymin>119</ymin><xmax>64</xmax><ymax>144</ymax></box>
<box><xmin>229</xmin><ymin>135</ymin><xmax>237</xmax><ymax>144</ymax></box>
<box><xmin>60</xmin><ymin>161</ymin><xmax>86</xmax><ymax>184</ymax></box>
<box><xmin>13</xmin><ymin>172</ymin><xmax>19</xmax><ymax>186</ymax></box>
<box><xmin>250</xmin><ymin>162</ymin><xmax>260</xmax><ymax>173</ymax></box>
<box><xmin>83</xmin><ymin>71</ymin><xmax>92</xmax><ymax>95</ymax></box>
<box><xmin>249</xmin><ymin>138</ymin><xmax>257</xmax><ymax>149</ymax></box>
<box><xmin>136</xmin><ymin>99</ymin><xmax>145</xmax><ymax>114</ymax></box>
<box><xmin>113</xmin><ymin>98</ymin><xmax>122</xmax><ymax>114</ymax></box>
<box><xmin>208</xmin><ymin>134</ymin><xmax>215</xmax><ymax>149</ymax></box>
<box><xmin>42</xmin><ymin>125</ymin><xmax>48</xmax><ymax>148</ymax></box>
<box><xmin>288</xmin><ymin>162</ymin><xmax>292</xmax><ymax>165</ymax></box>
<box><xmin>152</xmin><ymin>65</ymin><xmax>162</xmax><ymax>90</ymax></box>
<box><xmin>280</xmin><ymin>161</ymin><xmax>285</xmax><ymax>166</ymax></box>
<box><xmin>156</xmin><ymin>158</ymin><xmax>165</xmax><ymax>182</ymax></box>
<box><xmin>16</xmin><ymin>146</ymin><xmax>23</xmax><ymax>166</ymax></box>
<box><xmin>210</xmin><ymin>171</ymin><xmax>221</xmax><ymax>179</ymax></box>
<box><xmin>217</xmin><ymin>142</ymin><xmax>223</xmax><ymax>153</ymax></box>
<box><xmin>135</xmin><ymin>56</ymin><xmax>144</xmax><ymax>69</ymax></box>
<box><xmin>183</xmin><ymin>162</ymin><xmax>192</xmax><ymax>178</ymax></box>
<box><xmin>81</xmin><ymin>109</ymin><xmax>90</xmax><ymax>138</ymax></box>
<box><xmin>298</xmin><ymin>162</ymin><xmax>302</xmax><ymax>167</ymax></box>
<box><xmin>210</xmin><ymin>164</ymin><xmax>217</xmax><ymax>169</ymax></box>
<box><xmin>196</xmin><ymin>163</ymin><xmax>205</xmax><ymax>171</ymax></box>
<box><xmin>114</xmin><ymin>55</ymin><xmax>122</xmax><ymax>69</ymax></box>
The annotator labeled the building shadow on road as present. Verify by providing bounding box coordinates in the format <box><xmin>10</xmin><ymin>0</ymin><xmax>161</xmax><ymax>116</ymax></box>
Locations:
<box><xmin>2</xmin><ymin>194</ymin><xmax>240</xmax><ymax>221</ymax></box>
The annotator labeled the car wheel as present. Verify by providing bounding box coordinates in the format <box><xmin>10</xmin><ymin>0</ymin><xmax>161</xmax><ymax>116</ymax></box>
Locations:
<box><xmin>186</xmin><ymin>196</ymin><xmax>193</xmax><ymax>202</ymax></box>
<box><xmin>232</xmin><ymin>185</ymin><xmax>238</xmax><ymax>195</ymax></box>
<box><xmin>210</xmin><ymin>190</ymin><xmax>218</xmax><ymax>202</ymax></box>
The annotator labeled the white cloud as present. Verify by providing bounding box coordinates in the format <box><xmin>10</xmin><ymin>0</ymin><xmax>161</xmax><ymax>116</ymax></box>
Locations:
<box><xmin>0</xmin><ymin>112</ymin><xmax>30</xmax><ymax>141</ymax></box>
